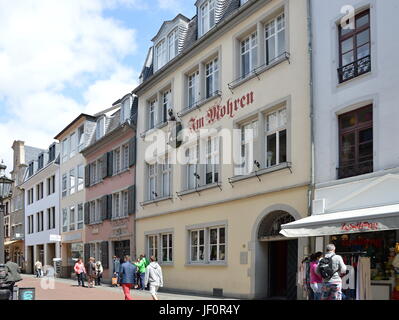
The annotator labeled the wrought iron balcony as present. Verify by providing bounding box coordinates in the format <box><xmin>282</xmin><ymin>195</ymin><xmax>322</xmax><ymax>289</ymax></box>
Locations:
<box><xmin>337</xmin><ymin>160</ymin><xmax>373</xmax><ymax>180</ymax></box>
<box><xmin>338</xmin><ymin>55</ymin><xmax>371</xmax><ymax>83</ymax></box>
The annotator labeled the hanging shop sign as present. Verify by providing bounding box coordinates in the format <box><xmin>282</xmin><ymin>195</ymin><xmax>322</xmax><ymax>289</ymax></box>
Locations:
<box><xmin>188</xmin><ymin>91</ymin><xmax>254</xmax><ymax>132</ymax></box>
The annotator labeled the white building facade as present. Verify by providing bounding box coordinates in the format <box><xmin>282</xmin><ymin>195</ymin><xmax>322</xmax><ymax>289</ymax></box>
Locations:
<box><xmin>21</xmin><ymin>143</ymin><xmax>61</xmax><ymax>274</ymax></box>
<box><xmin>281</xmin><ymin>0</ymin><xmax>399</xmax><ymax>300</ymax></box>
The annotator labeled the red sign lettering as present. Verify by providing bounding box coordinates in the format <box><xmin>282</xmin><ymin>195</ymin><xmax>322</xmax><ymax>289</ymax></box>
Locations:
<box><xmin>341</xmin><ymin>221</ymin><xmax>379</xmax><ymax>232</ymax></box>
<box><xmin>188</xmin><ymin>91</ymin><xmax>254</xmax><ymax>132</ymax></box>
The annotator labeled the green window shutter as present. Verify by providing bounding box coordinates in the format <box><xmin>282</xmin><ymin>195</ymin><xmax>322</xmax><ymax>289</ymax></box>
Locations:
<box><xmin>129</xmin><ymin>137</ymin><xmax>136</xmax><ymax>167</ymax></box>
<box><xmin>128</xmin><ymin>185</ymin><xmax>136</xmax><ymax>216</ymax></box>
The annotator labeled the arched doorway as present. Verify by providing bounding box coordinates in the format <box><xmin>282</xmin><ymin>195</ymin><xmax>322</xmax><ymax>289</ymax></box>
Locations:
<box><xmin>255</xmin><ymin>210</ymin><xmax>298</xmax><ymax>300</ymax></box>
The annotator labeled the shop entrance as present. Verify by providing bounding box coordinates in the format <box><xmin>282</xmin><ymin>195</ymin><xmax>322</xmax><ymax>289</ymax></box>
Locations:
<box><xmin>256</xmin><ymin>211</ymin><xmax>298</xmax><ymax>300</ymax></box>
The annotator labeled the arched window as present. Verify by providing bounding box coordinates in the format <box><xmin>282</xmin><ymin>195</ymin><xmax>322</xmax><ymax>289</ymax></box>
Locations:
<box><xmin>258</xmin><ymin>211</ymin><xmax>295</xmax><ymax>239</ymax></box>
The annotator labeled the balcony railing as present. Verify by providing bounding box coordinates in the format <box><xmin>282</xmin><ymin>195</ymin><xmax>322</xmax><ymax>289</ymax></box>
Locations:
<box><xmin>338</xmin><ymin>55</ymin><xmax>371</xmax><ymax>83</ymax></box>
<box><xmin>337</xmin><ymin>160</ymin><xmax>373</xmax><ymax>180</ymax></box>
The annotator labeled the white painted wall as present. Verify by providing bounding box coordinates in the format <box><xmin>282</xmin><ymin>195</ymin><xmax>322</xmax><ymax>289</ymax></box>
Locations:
<box><xmin>312</xmin><ymin>0</ymin><xmax>399</xmax><ymax>184</ymax></box>
<box><xmin>23</xmin><ymin>163</ymin><xmax>61</xmax><ymax>255</ymax></box>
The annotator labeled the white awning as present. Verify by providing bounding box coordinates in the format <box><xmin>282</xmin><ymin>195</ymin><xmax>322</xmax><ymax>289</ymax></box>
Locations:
<box><xmin>280</xmin><ymin>204</ymin><xmax>399</xmax><ymax>238</ymax></box>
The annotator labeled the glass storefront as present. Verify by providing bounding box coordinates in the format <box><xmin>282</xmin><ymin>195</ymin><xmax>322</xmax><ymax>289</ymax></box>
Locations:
<box><xmin>332</xmin><ymin>230</ymin><xmax>398</xmax><ymax>281</ymax></box>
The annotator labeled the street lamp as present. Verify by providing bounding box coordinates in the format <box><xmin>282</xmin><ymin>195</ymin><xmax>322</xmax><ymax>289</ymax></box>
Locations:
<box><xmin>0</xmin><ymin>161</ymin><xmax>13</xmax><ymax>265</ymax></box>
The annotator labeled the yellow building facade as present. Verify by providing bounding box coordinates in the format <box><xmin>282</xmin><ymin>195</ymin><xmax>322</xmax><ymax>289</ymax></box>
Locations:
<box><xmin>134</xmin><ymin>0</ymin><xmax>311</xmax><ymax>299</ymax></box>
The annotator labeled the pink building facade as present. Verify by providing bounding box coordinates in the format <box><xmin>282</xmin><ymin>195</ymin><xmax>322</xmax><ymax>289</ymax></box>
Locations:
<box><xmin>82</xmin><ymin>96</ymin><xmax>137</xmax><ymax>281</ymax></box>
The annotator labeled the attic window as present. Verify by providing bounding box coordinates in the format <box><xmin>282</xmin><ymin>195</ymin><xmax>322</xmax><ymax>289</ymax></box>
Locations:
<box><xmin>96</xmin><ymin>117</ymin><xmax>105</xmax><ymax>140</ymax></box>
<box><xmin>199</xmin><ymin>0</ymin><xmax>216</xmax><ymax>37</ymax></box>
<box><xmin>168</xmin><ymin>28</ymin><xmax>179</xmax><ymax>61</ymax></box>
<box><xmin>121</xmin><ymin>97</ymin><xmax>131</xmax><ymax>123</ymax></box>
<box><xmin>155</xmin><ymin>39</ymin><xmax>167</xmax><ymax>71</ymax></box>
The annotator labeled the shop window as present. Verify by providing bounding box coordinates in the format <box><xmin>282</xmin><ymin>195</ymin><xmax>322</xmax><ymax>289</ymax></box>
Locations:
<box><xmin>338</xmin><ymin>105</ymin><xmax>373</xmax><ymax>179</ymax></box>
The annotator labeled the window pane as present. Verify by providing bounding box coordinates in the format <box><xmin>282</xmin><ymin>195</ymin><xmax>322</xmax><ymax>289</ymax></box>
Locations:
<box><xmin>267</xmin><ymin>133</ymin><xmax>277</xmax><ymax>167</ymax></box>
<box><xmin>219</xmin><ymin>245</ymin><xmax>226</xmax><ymax>261</ymax></box>
<box><xmin>210</xmin><ymin>229</ymin><xmax>217</xmax><ymax>244</ymax></box>
<box><xmin>359</xmin><ymin>128</ymin><xmax>373</xmax><ymax>144</ymax></box>
<box><xmin>210</xmin><ymin>245</ymin><xmax>217</xmax><ymax>261</ymax></box>
<box><xmin>356</xmin><ymin>14</ymin><xmax>369</xmax><ymax>28</ymax></box>
<box><xmin>191</xmin><ymin>246</ymin><xmax>197</xmax><ymax>261</ymax></box>
<box><xmin>219</xmin><ymin>228</ymin><xmax>225</xmax><ymax>244</ymax></box>
<box><xmin>340</xmin><ymin>113</ymin><xmax>356</xmax><ymax>129</ymax></box>
<box><xmin>199</xmin><ymin>246</ymin><xmax>204</xmax><ymax>260</ymax></box>
<box><xmin>169</xmin><ymin>248</ymin><xmax>173</xmax><ymax>261</ymax></box>
<box><xmin>357</xmin><ymin>44</ymin><xmax>370</xmax><ymax>59</ymax></box>
<box><xmin>358</xmin><ymin>107</ymin><xmax>373</xmax><ymax>123</ymax></box>
<box><xmin>356</xmin><ymin>30</ymin><xmax>369</xmax><ymax>47</ymax></box>
<box><xmin>199</xmin><ymin>230</ymin><xmax>204</xmax><ymax>245</ymax></box>
<box><xmin>279</xmin><ymin>130</ymin><xmax>287</xmax><ymax>163</ymax></box>
<box><xmin>342</xmin><ymin>51</ymin><xmax>355</xmax><ymax>65</ymax></box>
<box><xmin>277</xmin><ymin>30</ymin><xmax>285</xmax><ymax>56</ymax></box>
<box><xmin>341</xmin><ymin>38</ymin><xmax>354</xmax><ymax>53</ymax></box>
<box><xmin>191</xmin><ymin>231</ymin><xmax>198</xmax><ymax>245</ymax></box>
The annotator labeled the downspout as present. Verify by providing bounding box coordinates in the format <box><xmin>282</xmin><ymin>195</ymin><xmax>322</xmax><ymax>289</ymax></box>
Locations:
<box><xmin>307</xmin><ymin>0</ymin><xmax>315</xmax><ymax>217</ymax></box>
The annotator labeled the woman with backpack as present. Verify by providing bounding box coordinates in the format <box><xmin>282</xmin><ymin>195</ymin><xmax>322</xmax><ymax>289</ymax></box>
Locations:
<box><xmin>309</xmin><ymin>252</ymin><xmax>323</xmax><ymax>300</ymax></box>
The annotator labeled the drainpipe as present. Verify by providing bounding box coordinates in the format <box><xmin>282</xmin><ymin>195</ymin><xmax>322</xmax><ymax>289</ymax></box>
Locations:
<box><xmin>307</xmin><ymin>0</ymin><xmax>315</xmax><ymax>217</ymax></box>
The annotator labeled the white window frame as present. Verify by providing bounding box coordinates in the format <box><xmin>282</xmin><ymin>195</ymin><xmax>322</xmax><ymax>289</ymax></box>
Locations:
<box><xmin>238</xmin><ymin>119</ymin><xmax>258</xmax><ymax>176</ymax></box>
<box><xmin>122</xmin><ymin>190</ymin><xmax>129</xmax><ymax>217</ymax></box>
<box><xmin>186</xmin><ymin>144</ymin><xmax>199</xmax><ymax>190</ymax></box>
<box><xmin>69</xmin><ymin>206</ymin><xmax>76</xmax><ymax>232</ymax></box>
<box><xmin>187</xmin><ymin>70</ymin><xmax>200</xmax><ymax>109</ymax></box>
<box><xmin>96</xmin><ymin>117</ymin><xmax>105</xmax><ymax>140</ymax></box>
<box><xmin>62</xmin><ymin>208</ymin><xmax>68</xmax><ymax>233</ymax></box>
<box><xmin>77</xmin><ymin>204</ymin><xmax>84</xmax><ymax>230</ymax></box>
<box><xmin>112</xmin><ymin>192</ymin><xmax>121</xmax><ymax>219</ymax></box>
<box><xmin>70</xmin><ymin>132</ymin><xmax>77</xmax><ymax>157</ymax></box>
<box><xmin>113</xmin><ymin>147</ymin><xmax>121</xmax><ymax>174</ymax></box>
<box><xmin>209</xmin><ymin>227</ymin><xmax>226</xmax><ymax>262</ymax></box>
<box><xmin>265</xmin><ymin>13</ymin><xmax>286</xmax><ymax>65</ymax></box>
<box><xmin>69</xmin><ymin>168</ymin><xmax>76</xmax><ymax>195</ymax></box>
<box><xmin>265</xmin><ymin>107</ymin><xmax>287</xmax><ymax>168</ymax></box>
<box><xmin>168</xmin><ymin>28</ymin><xmax>179</xmax><ymax>61</ymax></box>
<box><xmin>148</xmin><ymin>99</ymin><xmax>157</xmax><ymax>130</ymax></box>
<box><xmin>161</xmin><ymin>233</ymin><xmax>173</xmax><ymax>263</ymax></box>
<box><xmin>62</xmin><ymin>173</ymin><xmax>68</xmax><ymax>198</ymax></box>
<box><xmin>77</xmin><ymin>164</ymin><xmax>84</xmax><ymax>191</ymax></box>
<box><xmin>240</xmin><ymin>31</ymin><xmax>258</xmax><ymax>78</ymax></box>
<box><xmin>199</xmin><ymin>0</ymin><xmax>216</xmax><ymax>37</ymax></box>
<box><xmin>162</xmin><ymin>89</ymin><xmax>171</xmax><ymax>124</ymax></box>
<box><xmin>205</xmin><ymin>57</ymin><xmax>219</xmax><ymax>98</ymax></box>
<box><xmin>205</xmin><ymin>136</ymin><xmax>220</xmax><ymax>185</ymax></box>
<box><xmin>190</xmin><ymin>229</ymin><xmax>205</xmax><ymax>262</ymax></box>
<box><xmin>161</xmin><ymin>156</ymin><xmax>171</xmax><ymax>197</ymax></box>
<box><xmin>148</xmin><ymin>163</ymin><xmax>158</xmax><ymax>200</ymax></box>
<box><xmin>95</xmin><ymin>199</ymin><xmax>102</xmax><ymax>223</ymax></box>
<box><xmin>121</xmin><ymin>97</ymin><xmax>131</xmax><ymax>123</ymax></box>
<box><xmin>89</xmin><ymin>201</ymin><xmax>96</xmax><ymax>224</ymax></box>
<box><xmin>78</xmin><ymin>125</ymin><xmax>85</xmax><ymax>151</ymax></box>
<box><xmin>147</xmin><ymin>235</ymin><xmax>158</xmax><ymax>260</ymax></box>
<box><xmin>122</xmin><ymin>144</ymin><xmax>129</xmax><ymax>171</ymax></box>
<box><xmin>155</xmin><ymin>39</ymin><xmax>167</xmax><ymax>71</ymax></box>
<box><xmin>62</xmin><ymin>138</ymin><xmax>69</xmax><ymax>163</ymax></box>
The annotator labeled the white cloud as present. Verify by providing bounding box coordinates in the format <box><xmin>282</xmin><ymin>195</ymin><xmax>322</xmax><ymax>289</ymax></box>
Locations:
<box><xmin>0</xmin><ymin>0</ymin><xmax>139</xmax><ymax>173</ymax></box>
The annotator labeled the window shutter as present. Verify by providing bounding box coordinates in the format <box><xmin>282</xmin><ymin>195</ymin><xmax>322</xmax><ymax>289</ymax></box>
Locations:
<box><xmin>84</xmin><ymin>202</ymin><xmax>90</xmax><ymax>225</ymax></box>
<box><xmin>107</xmin><ymin>152</ymin><xmax>114</xmax><ymax>177</ymax></box>
<box><xmin>129</xmin><ymin>137</ymin><xmax>136</xmax><ymax>167</ymax></box>
<box><xmin>84</xmin><ymin>243</ymin><xmax>90</xmax><ymax>264</ymax></box>
<box><xmin>101</xmin><ymin>195</ymin><xmax>108</xmax><ymax>221</ymax></box>
<box><xmin>128</xmin><ymin>185</ymin><xmax>136</xmax><ymax>216</ymax></box>
<box><xmin>107</xmin><ymin>195</ymin><xmax>112</xmax><ymax>220</ymax></box>
<box><xmin>101</xmin><ymin>241</ymin><xmax>109</xmax><ymax>269</ymax></box>
<box><xmin>101</xmin><ymin>153</ymin><xmax>108</xmax><ymax>180</ymax></box>
<box><xmin>84</xmin><ymin>165</ymin><xmax>90</xmax><ymax>187</ymax></box>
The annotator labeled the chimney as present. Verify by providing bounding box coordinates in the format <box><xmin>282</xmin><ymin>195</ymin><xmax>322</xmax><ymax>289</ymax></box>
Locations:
<box><xmin>12</xmin><ymin>140</ymin><xmax>25</xmax><ymax>168</ymax></box>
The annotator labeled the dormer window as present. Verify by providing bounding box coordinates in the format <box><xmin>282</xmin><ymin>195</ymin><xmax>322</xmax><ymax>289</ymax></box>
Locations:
<box><xmin>121</xmin><ymin>97</ymin><xmax>131</xmax><ymax>123</ymax></box>
<box><xmin>28</xmin><ymin>162</ymin><xmax>34</xmax><ymax>177</ymax></box>
<box><xmin>96</xmin><ymin>117</ymin><xmax>105</xmax><ymax>140</ymax></box>
<box><xmin>48</xmin><ymin>144</ymin><xmax>56</xmax><ymax>162</ymax></box>
<box><xmin>199</xmin><ymin>0</ymin><xmax>216</xmax><ymax>37</ymax></box>
<box><xmin>155</xmin><ymin>40</ymin><xmax>167</xmax><ymax>71</ymax></box>
<box><xmin>168</xmin><ymin>28</ymin><xmax>179</xmax><ymax>61</ymax></box>
<box><xmin>38</xmin><ymin>154</ymin><xmax>44</xmax><ymax>170</ymax></box>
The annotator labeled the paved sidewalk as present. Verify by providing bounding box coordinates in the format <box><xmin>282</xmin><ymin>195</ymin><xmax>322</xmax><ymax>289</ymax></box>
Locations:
<box><xmin>17</xmin><ymin>275</ymin><xmax>226</xmax><ymax>300</ymax></box>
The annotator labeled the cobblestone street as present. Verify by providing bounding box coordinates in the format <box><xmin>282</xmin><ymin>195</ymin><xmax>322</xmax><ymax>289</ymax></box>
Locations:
<box><xmin>16</xmin><ymin>275</ymin><xmax>225</xmax><ymax>300</ymax></box>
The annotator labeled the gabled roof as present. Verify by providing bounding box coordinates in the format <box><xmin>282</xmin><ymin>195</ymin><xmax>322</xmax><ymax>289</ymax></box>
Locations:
<box><xmin>151</xmin><ymin>14</ymin><xmax>190</xmax><ymax>42</ymax></box>
<box><xmin>54</xmin><ymin>113</ymin><xmax>96</xmax><ymax>140</ymax></box>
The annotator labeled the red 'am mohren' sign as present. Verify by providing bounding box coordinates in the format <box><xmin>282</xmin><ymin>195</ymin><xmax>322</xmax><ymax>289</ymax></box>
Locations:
<box><xmin>188</xmin><ymin>91</ymin><xmax>255</xmax><ymax>132</ymax></box>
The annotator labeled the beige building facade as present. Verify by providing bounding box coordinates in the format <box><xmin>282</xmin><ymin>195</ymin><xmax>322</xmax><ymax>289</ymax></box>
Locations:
<box><xmin>134</xmin><ymin>0</ymin><xmax>311</xmax><ymax>299</ymax></box>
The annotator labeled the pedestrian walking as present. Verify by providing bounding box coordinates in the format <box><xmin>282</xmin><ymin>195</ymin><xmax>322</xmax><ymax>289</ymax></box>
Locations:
<box><xmin>95</xmin><ymin>261</ymin><xmax>103</xmax><ymax>286</ymax></box>
<box><xmin>112</xmin><ymin>256</ymin><xmax>121</xmax><ymax>282</ymax></box>
<box><xmin>134</xmin><ymin>254</ymin><xmax>148</xmax><ymax>290</ymax></box>
<box><xmin>34</xmin><ymin>260</ymin><xmax>43</xmax><ymax>278</ymax></box>
<box><xmin>144</xmin><ymin>256</ymin><xmax>163</xmax><ymax>300</ymax></box>
<box><xmin>309</xmin><ymin>252</ymin><xmax>323</xmax><ymax>300</ymax></box>
<box><xmin>317</xmin><ymin>244</ymin><xmax>347</xmax><ymax>300</ymax></box>
<box><xmin>74</xmin><ymin>258</ymin><xmax>87</xmax><ymax>287</ymax></box>
<box><xmin>86</xmin><ymin>257</ymin><xmax>97</xmax><ymax>288</ymax></box>
<box><xmin>118</xmin><ymin>255</ymin><xmax>137</xmax><ymax>300</ymax></box>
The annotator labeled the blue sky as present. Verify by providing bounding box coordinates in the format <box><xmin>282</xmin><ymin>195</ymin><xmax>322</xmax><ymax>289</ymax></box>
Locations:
<box><xmin>0</xmin><ymin>0</ymin><xmax>196</xmax><ymax>173</ymax></box>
